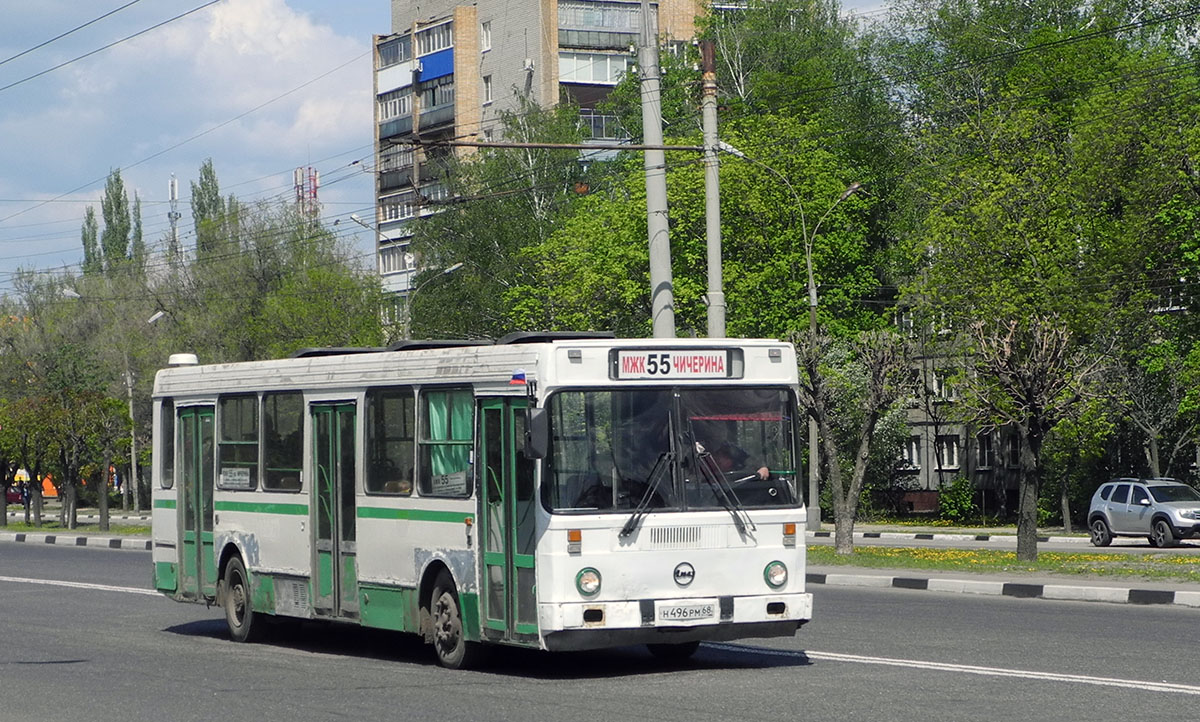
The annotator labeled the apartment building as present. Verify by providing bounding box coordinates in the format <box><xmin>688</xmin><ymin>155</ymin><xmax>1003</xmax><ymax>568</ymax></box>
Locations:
<box><xmin>371</xmin><ymin>0</ymin><xmax>701</xmax><ymax>301</ymax></box>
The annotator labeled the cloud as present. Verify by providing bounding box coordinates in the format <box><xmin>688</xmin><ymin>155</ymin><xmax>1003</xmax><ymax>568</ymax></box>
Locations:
<box><xmin>0</xmin><ymin>0</ymin><xmax>377</xmax><ymax>282</ymax></box>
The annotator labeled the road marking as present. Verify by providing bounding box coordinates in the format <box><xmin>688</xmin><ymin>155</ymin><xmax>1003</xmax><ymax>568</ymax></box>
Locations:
<box><xmin>0</xmin><ymin>575</ymin><xmax>159</xmax><ymax>597</ymax></box>
<box><xmin>706</xmin><ymin>643</ymin><xmax>1200</xmax><ymax>696</ymax></box>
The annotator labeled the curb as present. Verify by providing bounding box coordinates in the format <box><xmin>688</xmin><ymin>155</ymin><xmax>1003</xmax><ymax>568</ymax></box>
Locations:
<box><xmin>0</xmin><ymin>531</ymin><xmax>151</xmax><ymax>551</ymax></box>
<box><xmin>806</xmin><ymin>571</ymin><xmax>1200</xmax><ymax>608</ymax></box>
<box><xmin>807</xmin><ymin>531</ymin><xmax>1088</xmax><ymax>544</ymax></box>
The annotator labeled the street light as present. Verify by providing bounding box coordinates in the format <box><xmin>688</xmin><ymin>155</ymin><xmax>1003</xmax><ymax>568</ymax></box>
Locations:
<box><xmin>403</xmin><ymin>262</ymin><xmax>463</xmax><ymax>338</ymax></box>
<box><xmin>717</xmin><ymin>142</ymin><xmax>862</xmax><ymax>530</ymax></box>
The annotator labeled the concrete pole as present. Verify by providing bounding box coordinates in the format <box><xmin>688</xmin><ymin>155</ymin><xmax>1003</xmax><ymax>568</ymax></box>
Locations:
<box><xmin>640</xmin><ymin>0</ymin><xmax>674</xmax><ymax>338</ymax></box>
<box><xmin>808</xmin><ymin>302</ymin><xmax>821</xmax><ymax>530</ymax></box>
<box><xmin>701</xmin><ymin>40</ymin><xmax>725</xmax><ymax>338</ymax></box>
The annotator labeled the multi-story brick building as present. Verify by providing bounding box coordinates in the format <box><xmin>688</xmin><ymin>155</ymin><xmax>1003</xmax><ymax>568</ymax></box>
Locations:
<box><xmin>371</xmin><ymin>0</ymin><xmax>700</xmax><ymax>306</ymax></box>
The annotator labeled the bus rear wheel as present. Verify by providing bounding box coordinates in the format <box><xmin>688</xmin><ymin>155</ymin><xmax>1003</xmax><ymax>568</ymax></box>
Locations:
<box><xmin>223</xmin><ymin>557</ymin><xmax>262</xmax><ymax>643</ymax></box>
<box><xmin>647</xmin><ymin>640</ymin><xmax>700</xmax><ymax>663</ymax></box>
<box><xmin>431</xmin><ymin>571</ymin><xmax>483</xmax><ymax>669</ymax></box>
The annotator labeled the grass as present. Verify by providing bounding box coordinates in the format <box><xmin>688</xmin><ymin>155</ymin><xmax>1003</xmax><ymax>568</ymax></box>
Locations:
<box><xmin>2</xmin><ymin>519</ymin><xmax>152</xmax><ymax>536</ymax></box>
<box><xmin>808</xmin><ymin>545</ymin><xmax>1200</xmax><ymax>583</ymax></box>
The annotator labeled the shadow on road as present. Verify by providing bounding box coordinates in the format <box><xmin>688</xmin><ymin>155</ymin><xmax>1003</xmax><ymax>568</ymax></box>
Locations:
<box><xmin>162</xmin><ymin>617</ymin><xmax>813</xmax><ymax>677</ymax></box>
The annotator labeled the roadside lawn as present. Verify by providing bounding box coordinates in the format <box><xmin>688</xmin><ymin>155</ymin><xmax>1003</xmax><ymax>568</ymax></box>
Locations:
<box><xmin>808</xmin><ymin>545</ymin><xmax>1200</xmax><ymax>583</ymax></box>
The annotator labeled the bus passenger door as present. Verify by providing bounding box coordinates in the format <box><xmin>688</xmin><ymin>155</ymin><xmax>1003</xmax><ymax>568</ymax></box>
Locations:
<box><xmin>480</xmin><ymin>398</ymin><xmax>538</xmax><ymax>642</ymax></box>
<box><xmin>178</xmin><ymin>406</ymin><xmax>217</xmax><ymax>601</ymax></box>
<box><xmin>311</xmin><ymin>403</ymin><xmax>359</xmax><ymax>619</ymax></box>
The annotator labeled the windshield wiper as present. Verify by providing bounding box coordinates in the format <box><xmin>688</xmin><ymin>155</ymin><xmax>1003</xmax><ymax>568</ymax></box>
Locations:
<box><xmin>619</xmin><ymin>450</ymin><xmax>674</xmax><ymax>538</ymax></box>
<box><xmin>696</xmin><ymin>445</ymin><xmax>756</xmax><ymax>536</ymax></box>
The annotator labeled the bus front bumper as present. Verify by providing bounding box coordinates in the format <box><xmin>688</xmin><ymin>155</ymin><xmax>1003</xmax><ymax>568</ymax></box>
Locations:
<box><xmin>538</xmin><ymin>592</ymin><xmax>812</xmax><ymax>652</ymax></box>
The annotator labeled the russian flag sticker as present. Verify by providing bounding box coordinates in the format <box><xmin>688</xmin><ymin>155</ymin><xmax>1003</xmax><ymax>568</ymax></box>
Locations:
<box><xmin>509</xmin><ymin>369</ymin><xmax>527</xmax><ymax>385</ymax></box>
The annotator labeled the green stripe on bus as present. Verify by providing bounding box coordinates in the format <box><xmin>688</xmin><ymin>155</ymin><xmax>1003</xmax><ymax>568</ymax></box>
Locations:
<box><xmin>154</xmin><ymin>499</ymin><xmax>177</xmax><ymax>509</ymax></box>
<box><xmin>214</xmin><ymin>500</ymin><xmax>309</xmax><ymax>515</ymax></box>
<box><xmin>357</xmin><ymin>507</ymin><xmax>474</xmax><ymax>524</ymax></box>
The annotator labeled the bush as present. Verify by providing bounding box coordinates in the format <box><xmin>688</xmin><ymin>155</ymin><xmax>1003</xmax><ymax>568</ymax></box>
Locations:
<box><xmin>938</xmin><ymin>476</ymin><xmax>976</xmax><ymax>522</ymax></box>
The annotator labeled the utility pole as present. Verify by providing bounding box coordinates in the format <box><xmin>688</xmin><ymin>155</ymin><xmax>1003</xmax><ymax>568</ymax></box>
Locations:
<box><xmin>700</xmin><ymin>40</ymin><xmax>724</xmax><ymax>338</ymax></box>
<box><xmin>640</xmin><ymin>0</ymin><xmax>674</xmax><ymax>338</ymax></box>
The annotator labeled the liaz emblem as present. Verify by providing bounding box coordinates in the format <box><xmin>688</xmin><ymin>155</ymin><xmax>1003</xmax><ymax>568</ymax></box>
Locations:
<box><xmin>673</xmin><ymin>562</ymin><xmax>695</xmax><ymax>586</ymax></box>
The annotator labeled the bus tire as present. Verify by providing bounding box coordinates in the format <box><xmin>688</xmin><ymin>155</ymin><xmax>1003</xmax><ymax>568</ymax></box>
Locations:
<box><xmin>647</xmin><ymin>640</ymin><xmax>700</xmax><ymax>663</ymax></box>
<box><xmin>430</xmin><ymin>571</ymin><xmax>483</xmax><ymax>669</ymax></box>
<box><xmin>223</xmin><ymin>557</ymin><xmax>262</xmax><ymax>643</ymax></box>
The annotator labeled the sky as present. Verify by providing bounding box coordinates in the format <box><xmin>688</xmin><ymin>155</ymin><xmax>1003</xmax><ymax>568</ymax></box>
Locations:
<box><xmin>0</xmin><ymin>0</ymin><xmax>886</xmax><ymax>295</ymax></box>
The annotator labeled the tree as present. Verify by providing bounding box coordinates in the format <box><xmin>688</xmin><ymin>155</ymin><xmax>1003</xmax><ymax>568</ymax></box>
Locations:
<box><xmin>410</xmin><ymin>100</ymin><xmax>593</xmax><ymax>339</ymax></box>
<box><xmin>100</xmin><ymin>168</ymin><xmax>131</xmax><ymax>275</ymax></box>
<box><xmin>796</xmin><ymin>329</ymin><xmax>913</xmax><ymax>553</ymax></box>
<box><xmin>958</xmin><ymin>317</ymin><xmax>1103</xmax><ymax>559</ymax></box>
<box><xmin>191</xmin><ymin>158</ymin><xmax>226</xmax><ymax>258</ymax></box>
<box><xmin>81</xmin><ymin>207</ymin><xmax>100</xmax><ymax>276</ymax></box>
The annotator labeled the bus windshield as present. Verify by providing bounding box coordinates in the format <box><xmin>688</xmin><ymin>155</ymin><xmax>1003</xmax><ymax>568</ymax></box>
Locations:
<box><xmin>543</xmin><ymin>387</ymin><xmax>799</xmax><ymax>513</ymax></box>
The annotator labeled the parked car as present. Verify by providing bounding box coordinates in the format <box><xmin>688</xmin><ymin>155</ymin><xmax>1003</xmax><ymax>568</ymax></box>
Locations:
<box><xmin>5</xmin><ymin>486</ymin><xmax>20</xmax><ymax>505</ymax></box>
<box><xmin>1088</xmin><ymin>478</ymin><xmax>1200</xmax><ymax>547</ymax></box>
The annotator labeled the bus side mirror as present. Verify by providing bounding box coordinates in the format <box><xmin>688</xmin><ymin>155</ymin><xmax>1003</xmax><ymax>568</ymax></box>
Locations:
<box><xmin>525</xmin><ymin>407</ymin><xmax>548</xmax><ymax>459</ymax></box>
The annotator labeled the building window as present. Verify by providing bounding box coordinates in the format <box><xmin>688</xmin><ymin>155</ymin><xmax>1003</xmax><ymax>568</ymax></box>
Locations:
<box><xmin>483</xmin><ymin>75</ymin><xmax>493</xmax><ymax>104</ymax></box>
<box><xmin>936</xmin><ymin>435</ymin><xmax>960</xmax><ymax>470</ymax></box>
<box><xmin>380</xmin><ymin>145</ymin><xmax>414</xmax><ymax>172</ymax></box>
<box><xmin>420</xmin><ymin>79</ymin><xmax>455</xmax><ymax>109</ymax></box>
<box><xmin>480</xmin><ymin>21</ymin><xmax>491</xmax><ymax>51</ymax></box>
<box><xmin>558</xmin><ymin>1</ymin><xmax>644</xmax><ymax>32</ymax></box>
<box><xmin>901</xmin><ymin>437</ymin><xmax>921</xmax><ymax>470</ymax></box>
<box><xmin>381</xmin><ymin>193</ymin><xmax>415</xmax><ymax>222</ymax></box>
<box><xmin>416</xmin><ymin>22</ymin><xmax>453</xmax><ymax>56</ymax></box>
<box><xmin>558</xmin><ymin>51</ymin><xmax>634</xmax><ymax>84</ymax></box>
<box><xmin>378</xmin><ymin>88</ymin><xmax>412</xmax><ymax>121</ymax></box>
<box><xmin>932</xmin><ymin>370</ymin><xmax>956</xmax><ymax>401</ymax></box>
<box><xmin>379</xmin><ymin>244</ymin><xmax>414</xmax><ymax>275</ymax></box>
<box><xmin>1007</xmin><ymin>434</ymin><xmax>1021</xmax><ymax>468</ymax></box>
<box><xmin>977</xmin><ymin>432</ymin><xmax>995</xmax><ymax>470</ymax></box>
<box><xmin>378</xmin><ymin>35</ymin><xmax>412</xmax><ymax>67</ymax></box>
<box><xmin>579</xmin><ymin>108</ymin><xmax>624</xmax><ymax>139</ymax></box>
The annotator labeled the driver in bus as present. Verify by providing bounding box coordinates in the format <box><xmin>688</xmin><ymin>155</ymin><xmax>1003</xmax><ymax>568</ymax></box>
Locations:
<box><xmin>708</xmin><ymin>440</ymin><xmax>769</xmax><ymax>480</ymax></box>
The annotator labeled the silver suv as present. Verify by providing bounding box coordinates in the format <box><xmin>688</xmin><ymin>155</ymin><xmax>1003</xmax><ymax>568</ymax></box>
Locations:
<box><xmin>1088</xmin><ymin>478</ymin><xmax>1200</xmax><ymax>547</ymax></box>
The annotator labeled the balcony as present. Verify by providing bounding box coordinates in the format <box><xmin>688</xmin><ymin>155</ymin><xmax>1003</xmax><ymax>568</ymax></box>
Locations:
<box><xmin>380</xmin><ymin>115</ymin><xmax>414</xmax><ymax>140</ymax></box>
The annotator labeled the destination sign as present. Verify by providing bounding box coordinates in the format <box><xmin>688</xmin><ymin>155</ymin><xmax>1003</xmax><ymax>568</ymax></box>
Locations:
<box><xmin>615</xmin><ymin>350</ymin><xmax>730</xmax><ymax>379</ymax></box>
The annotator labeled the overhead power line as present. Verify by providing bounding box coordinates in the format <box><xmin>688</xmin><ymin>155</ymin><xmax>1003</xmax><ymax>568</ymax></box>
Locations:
<box><xmin>0</xmin><ymin>0</ymin><xmax>144</xmax><ymax>68</ymax></box>
<box><xmin>0</xmin><ymin>0</ymin><xmax>221</xmax><ymax>95</ymax></box>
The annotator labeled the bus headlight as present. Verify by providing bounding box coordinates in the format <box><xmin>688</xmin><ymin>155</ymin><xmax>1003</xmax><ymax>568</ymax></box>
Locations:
<box><xmin>576</xmin><ymin>568</ymin><xmax>602</xmax><ymax>597</ymax></box>
<box><xmin>764</xmin><ymin>561</ymin><xmax>788</xmax><ymax>589</ymax></box>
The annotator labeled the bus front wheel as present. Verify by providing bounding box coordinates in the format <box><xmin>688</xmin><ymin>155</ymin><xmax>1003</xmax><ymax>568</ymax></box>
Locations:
<box><xmin>223</xmin><ymin>557</ymin><xmax>262</xmax><ymax>643</ymax></box>
<box><xmin>430</xmin><ymin>571</ymin><xmax>483</xmax><ymax>669</ymax></box>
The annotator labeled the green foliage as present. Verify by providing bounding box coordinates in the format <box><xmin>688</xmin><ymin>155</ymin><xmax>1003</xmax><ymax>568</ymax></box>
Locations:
<box><xmin>410</xmin><ymin>100</ymin><xmax>595</xmax><ymax>339</ymax></box>
<box><xmin>81</xmin><ymin>207</ymin><xmax>100</xmax><ymax>276</ymax></box>
<box><xmin>938</xmin><ymin>476</ymin><xmax>977</xmax><ymax>523</ymax></box>
<box><xmin>100</xmin><ymin>169</ymin><xmax>131</xmax><ymax>275</ymax></box>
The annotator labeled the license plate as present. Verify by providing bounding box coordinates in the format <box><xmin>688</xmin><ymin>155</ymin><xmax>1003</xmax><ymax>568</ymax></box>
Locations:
<box><xmin>656</xmin><ymin>601</ymin><xmax>716</xmax><ymax>625</ymax></box>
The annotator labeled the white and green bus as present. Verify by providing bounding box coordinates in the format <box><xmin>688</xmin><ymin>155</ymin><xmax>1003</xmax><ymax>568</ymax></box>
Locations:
<box><xmin>151</xmin><ymin>332</ymin><xmax>812</xmax><ymax>667</ymax></box>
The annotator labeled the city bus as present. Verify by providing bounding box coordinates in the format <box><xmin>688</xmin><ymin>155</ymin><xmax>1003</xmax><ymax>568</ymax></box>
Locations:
<box><xmin>150</xmin><ymin>332</ymin><xmax>812</xmax><ymax>668</ymax></box>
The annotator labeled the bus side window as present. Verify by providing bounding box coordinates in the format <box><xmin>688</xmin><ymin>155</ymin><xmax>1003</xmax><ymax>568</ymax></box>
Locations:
<box><xmin>159</xmin><ymin>399</ymin><xmax>175</xmax><ymax>489</ymax></box>
<box><xmin>366</xmin><ymin>387</ymin><xmax>415</xmax><ymax>496</ymax></box>
<box><xmin>218</xmin><ymin>394</ymin><xmax>258</xmax><ymax>490</ymax></box>
<box><xmin>263</xmin><ymin>392</ymin><xmax>303</xmax><ymax>492</ymax></box>
<box><xmin>418</xmin><ymin>387</ymin><xmax>473</xmax><ymax>497</ymax></box>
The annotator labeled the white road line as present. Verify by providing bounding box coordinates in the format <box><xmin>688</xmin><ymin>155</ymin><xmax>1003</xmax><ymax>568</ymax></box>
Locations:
<box><xmin>0</xmin><ymin>575</ymin><xmax>159</xmax><ymax>597</ymax></box>
<box><xmin>706</xmin><ymin>643</ymin><xmax>1200</xmax><ymax>696</ymax></box>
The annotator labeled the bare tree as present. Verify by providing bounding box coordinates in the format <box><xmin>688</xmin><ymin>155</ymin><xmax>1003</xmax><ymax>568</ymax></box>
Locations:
<box><xmin>959</xmin><ymin>315</ymin><xmax>1104</xmax><ymax>561</ymax></box>
<box><xmin>796</xmin><ymin>329</ymin><xmax>914</xmax><ymax>554</ymax></box>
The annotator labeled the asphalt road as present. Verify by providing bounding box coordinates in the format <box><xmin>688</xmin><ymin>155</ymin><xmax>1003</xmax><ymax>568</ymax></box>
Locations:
<box><xmin>2</xmin><ymin>543</ymin><xmax>1197</xmax><ymax>721</ymax></box>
